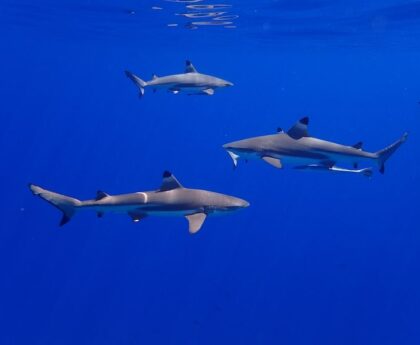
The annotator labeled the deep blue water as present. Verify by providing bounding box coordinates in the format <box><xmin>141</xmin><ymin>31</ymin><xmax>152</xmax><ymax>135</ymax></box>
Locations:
<box><xmin>1</xmin><ymin>1</ymin><xmax>420</xmax><ymax>344</ymax></box>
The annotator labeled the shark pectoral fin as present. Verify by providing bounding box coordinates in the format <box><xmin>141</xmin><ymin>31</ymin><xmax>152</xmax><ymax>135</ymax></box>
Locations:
<box><xmin>287</xmin><ymin>117</ymin><xmax>310</xmax><ymax>140</ymax></box>
<box><xmin>202</xmin><ymin>88</ymin><xmax>214</xmax><ymax>96</ymax></box>
<box><xmin>262</xmin><ymin>156</ymin><xmax>282</xmax><ymax>169</ymax></box>
<box><xmin>186</xmin><ymin>212</ymin><xmax>207</xmax><ymax>234</ymax></box>
<box><xmin>128</xmin><ymin>211</ymin><xmax>146</xmax><ymax>223</ymax></box>
<box><xmin>169</xmin><ymin>88</ymin><xmax>180</xmax><ymax>94</ymax></box>
<box><xmin>226</xmin><ymin>150</ymin><xmax>239</xmax><ymax>168</ymax></box>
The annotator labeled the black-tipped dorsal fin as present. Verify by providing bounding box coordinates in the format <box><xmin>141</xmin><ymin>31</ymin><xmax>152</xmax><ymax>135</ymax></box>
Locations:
<box><xmin>160</xmin><ymin>171</ymin><xmax>183</xmax><ymax>191</ymax></box>
<box><xmin>185</xmin><ymin>60</ymin><xmax>197</xmax><ymax>73</ymax></box>
<box><xmin>96</xmin><ymin>190</ymin><xmax>109</xmax><ymax>201</ymax></box>
<box><xmin>287</xmin><ymin>117</ymin><xmax>310</xmax><ymax>140</ymax></box>
<box><xmin>352</xmin><ymin>141</ymin><xmax>363</xmax><ymax>150</ymax></box>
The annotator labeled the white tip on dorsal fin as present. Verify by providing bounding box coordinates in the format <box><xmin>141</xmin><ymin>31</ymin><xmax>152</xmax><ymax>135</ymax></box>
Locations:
<box><xmin>160</xmin><ymin>171</ymin><xmax>183</xmax><ymax>191</ymax></box>
<box><xmin>186</xmin><ymin>212</ymin><xmax>207</xmax><ymax>234</ymax></box>
<box><xmin>152</xmin><ymin>74</ymin><xmax>158</xmax><ymax>80</ymax></box>
<box><xmin>287</xmin><ymin>117</ymin><xmax>310</xmax><ymax>140</ymax></box>
<box><xmin>185</xmin><ymin>60</ymin><xmax>197</xmax><ymax>73</ymax></box>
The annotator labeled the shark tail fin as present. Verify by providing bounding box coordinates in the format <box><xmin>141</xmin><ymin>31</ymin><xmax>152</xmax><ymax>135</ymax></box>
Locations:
<box><xmin>376</xmin><ymin>132</ymin><xmax>408</xmax><ymax>174</ymax></box>
<box><xmin>125</xmin><ymin>70</ymin><xmax>147</xmax><ymax>98</ymax></box>
<box><xmin>29</xmin><ymin>184</ymin><xmax>81</xmax><ymax>226</ymax></box>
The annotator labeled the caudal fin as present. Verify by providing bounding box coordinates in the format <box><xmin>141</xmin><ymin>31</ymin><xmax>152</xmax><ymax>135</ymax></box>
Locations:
<box><xmin>29</xmin><ymin>184</ymin><xmax>81</xmax><ymax>226</ymax></box>
<box><xmin>376</xmin><ymin>132</ymin><xmax>408</xmax><ymax>174</ymax></box>
<box><xmin>125</xmin><ymin>70</ymin><xmax>147</xmax><ymax>98</ymax></box>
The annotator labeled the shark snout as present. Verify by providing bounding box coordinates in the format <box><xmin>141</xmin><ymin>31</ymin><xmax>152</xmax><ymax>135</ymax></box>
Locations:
<box><xmin>232</xmin><ymin>197</ymin><xmax>250</xmax><ymax>209</ymax></box>
<box><xmin>224</xmin><ymin>81</ymin><xmax>234</xmax><ymax>87</ymax></box>
<box><xmin>222</xmin><ymin>141</ymin><xmax>240</xmax><ymax>150</ymax></box>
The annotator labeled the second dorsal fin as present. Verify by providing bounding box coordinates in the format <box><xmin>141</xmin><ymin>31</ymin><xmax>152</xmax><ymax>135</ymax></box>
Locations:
<box><xmin>96</xmin><ymin>190</ymin><xmax>109</xmax><ymax>201</ymax></box>
<box><xmin>160</xmin><ymin>171</ymin><xmax>183</xmax><ymax>191</ymax></box>
<box><xmin>352</xmin><ymin>141</ymin><xmax>363</xmax><ymax>150</ymax></box>
<box><xmin>287</xmin><ymin>117</ymin><xmax>310</xmax><ymax>140</ymax></box>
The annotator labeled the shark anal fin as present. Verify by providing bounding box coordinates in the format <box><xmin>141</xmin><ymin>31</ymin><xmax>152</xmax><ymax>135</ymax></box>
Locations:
<box><xmin>185</xmin><ymin>60</ymin><xmax>198</xmax><ymax>73</ymax></box>
<box><xmin>202</xmin><ymin>88</ymin><xmax>214</xmax><ymax>96</ymax></box>
<box><xmin>96</xmin><ymin>190</ymin><xmax>109</xmax><ymax>201</ymax></box>
<box><xmin>186</xmin><ymin>212</ymin><xmax>207</xmax><ymax>234</ymax></box>
<box><xmin>287</xmin><ymin>117</ymin><xmax>310</xmax><ymax>140</ymax></box>
<box><xmin>160</xmin><ymin>171</ymin><xmax>183</xmax><ymax>191</ymax></box>
<box><xmin>262</xmin><ymin>156</ymin><xmax>282</xmax><ymax>169</ymax></box>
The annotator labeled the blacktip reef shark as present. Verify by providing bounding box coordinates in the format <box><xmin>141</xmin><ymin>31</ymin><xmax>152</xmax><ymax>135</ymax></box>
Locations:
<box><xmin>29</xmin><ymin>171</ymin><xmax>249</xmax><ymax>234</ymax></box>
<box><xmin>223</xmin><ymin>117</ymin><xmax>408</xmax><ymax>176</ymax></box>
<box><xmin>125</xmin><ymin>60</ymin><xmax>233</xmax><ymax>97</ymax></box>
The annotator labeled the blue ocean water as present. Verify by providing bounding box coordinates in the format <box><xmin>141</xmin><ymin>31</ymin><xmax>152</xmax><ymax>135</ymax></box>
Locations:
<box><xmin>1</xmin><ymin>0</ymin><xmax>420</xmax><ymax>344</ymax></box>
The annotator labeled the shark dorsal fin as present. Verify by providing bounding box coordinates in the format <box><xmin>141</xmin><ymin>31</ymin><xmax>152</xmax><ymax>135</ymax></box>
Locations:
<box><xmin>160</xmin><ymin>171</ymin><xmax>183</xmax><ymax>191</ymax></box>
<box><xmin>96</xmin><ymin>190</ymin><xmax>109</xmax><ymax>200</ymax></box>
<box><xmin>287</xmin><ymin>117</ymin><xmax>310</xmax><ymax>139</ymax></box>
<box><xmin>352</xmin><ymin>141</ymin><xmax>363</xmax><ymax>150</ymax></box>
<box><xmin>185</xmin><ymin>60</ymin><xmax>197</xmax><ymax>73</ymax></box>
<box><xmin>152</xmin><ymin>74</ymin><xmax>158</xmax><ymax>80</ymax></box>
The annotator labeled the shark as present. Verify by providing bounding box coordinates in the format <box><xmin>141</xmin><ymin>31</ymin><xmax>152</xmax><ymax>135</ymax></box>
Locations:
<box><xmin>125</xmin><ymin>60</ymin><xmax>233</xmax><ymax>97</ymax></box>
<box><xmin>223</xmin><ymin>117</ymin><xmax>408</xmax><ymax>176</ymax></box>
<box><xmin>28</xmin><ymin>171</ymin><xmax>249</xmax><ymax>234</ymax></box>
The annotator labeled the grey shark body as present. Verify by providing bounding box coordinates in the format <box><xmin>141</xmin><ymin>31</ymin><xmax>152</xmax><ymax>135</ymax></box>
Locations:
<box><xmin>29</xmin><ymin>171</ymin><xmax>249</xmax><ymax>234</ymax></box>
<box><xmin>125</xmin><ymin>60</ymin><xmax>233</xmax><ymax>97</ymax></box>
<box><xmin>223</xmin><ymin>117</ymin><xmax>408</xmax><ymax>176</ymax></box>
